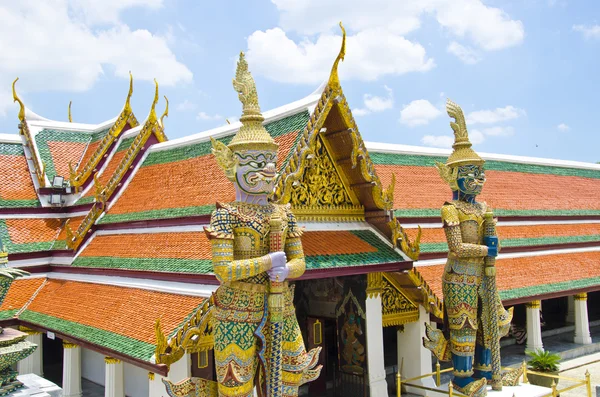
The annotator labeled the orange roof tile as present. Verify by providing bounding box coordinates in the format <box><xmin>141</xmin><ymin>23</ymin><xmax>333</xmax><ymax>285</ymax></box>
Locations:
<box><xmin>0</xmin><ymin>154</ymin><xmax>37</xmax><ymax>202</ymax></box>
<box><xmin>47</xmin><ymin>141</ymin><xmax>87</xmax><ymax>179</ymax></box>
<box><xmin>5</xmin><ymin>219</ymin><xmax>62</xmax><ymax>244</ymax></box>
<box><xmin>26</xmin><ymin>279</ymin><xmax>205</xmax><ymax>345</ymax></box>
<box><xmin>83</xmin><ymin>150</ymin><xmax>127</xmax><ymax>198</ymax></box>
<box><xmin>302</xmin><ymin>231</ymin><xmax>379</xmax><ymax>256</ymax></box>
<box><xmin>0</xmin><ymin>278</ymin><xmax>45</xmax><ymax>313</ymax></box>
<box><xmin>417</xmin><ymin>250</ymin><xmax>600</xmax><ymax>302</ymax></box>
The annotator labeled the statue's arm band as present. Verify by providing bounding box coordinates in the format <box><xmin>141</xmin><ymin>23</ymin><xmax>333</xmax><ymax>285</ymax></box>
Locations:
<box><xmin>211</xmin><ymin>239</ymin><xmax>271</xmax><ymax>283</ymax></box>
<box><xmin>285</xmin><ymin>237</ymin><xmax>305</xmax><ymax>279</ymax></box>
<box><xmin>444</xmin><ymin>226</ymin><xmax>488</xmax><ymax>257</ymax></box>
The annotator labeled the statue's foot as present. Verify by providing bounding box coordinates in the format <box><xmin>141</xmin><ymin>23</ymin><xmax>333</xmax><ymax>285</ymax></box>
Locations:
<box><xmin>474</xmin><ymin>369</ymin><xmax>492</xmax><ymax>381</ymax></box>
<box><xmin>501</xmin><ymin>366</ymin><xmax>523</xmax><ymax>387</ymax></box>
<box><xmin>452</xmin><ymin>378</ymin><xmax>487</xmax><ymax>397</ymax></box>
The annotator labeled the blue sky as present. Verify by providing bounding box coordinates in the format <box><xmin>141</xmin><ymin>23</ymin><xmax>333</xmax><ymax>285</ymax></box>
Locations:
<box><xmin>1</xmin><ymin>0</ymin><xmax>600</xmax><ymax>162</ymax></box>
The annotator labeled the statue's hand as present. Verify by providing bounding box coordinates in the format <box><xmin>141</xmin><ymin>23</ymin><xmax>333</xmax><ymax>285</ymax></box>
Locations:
<box><xmin>269</xmin><ymin>251</ymin><xmax>287</xmax><ymax>269</ymax></box>
<box><xmin>268</xmin><ymin>265</ymin><xmax>289</xmax><ymax>282</ymax></box>
<box><xmin>484</xmin><ymin>236</ymin><xmax>499</xmax><ymax>257</ymax></box>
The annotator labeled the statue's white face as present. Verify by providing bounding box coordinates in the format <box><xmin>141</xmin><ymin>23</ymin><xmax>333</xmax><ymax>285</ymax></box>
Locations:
<box><xmin>233</xmin><ymin>149</ymin><xmax>278</xmax><ymax>197</ymax></box>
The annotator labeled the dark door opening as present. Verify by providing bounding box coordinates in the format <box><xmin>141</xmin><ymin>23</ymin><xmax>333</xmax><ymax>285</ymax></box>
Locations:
<box><xmin>42</xmin><ymin>335</ymin><xmax>63</xmax><ymax>387</ymax></box>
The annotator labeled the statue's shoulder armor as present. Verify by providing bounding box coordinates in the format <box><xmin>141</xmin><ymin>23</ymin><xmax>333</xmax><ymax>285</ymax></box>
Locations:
<box><xmin>204</xmin><ymin>203</ymin><xmax>235</xmax><ymax>240</ymax></box>
<box><xmin>441</xmin><ymin>202</ymin><xmax>460</xmax><ymax>227</ymax></box>
<box><xmin>280</xmin><ymin>203</ymin><xmax>303</xmax><ymax>238</ymax></box>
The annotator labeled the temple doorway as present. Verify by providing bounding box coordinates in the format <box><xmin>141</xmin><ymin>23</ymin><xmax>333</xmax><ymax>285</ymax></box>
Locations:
<box><xmin>42</xmin><ymin>335</ymin><xmax>63</xmax><ymax>387</ymax></box>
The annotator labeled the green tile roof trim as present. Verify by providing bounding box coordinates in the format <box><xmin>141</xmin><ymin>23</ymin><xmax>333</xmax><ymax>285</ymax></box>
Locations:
<box><xmin>19</xmin><ymin>310</ymin><xmax>156</xmax><ymax>361</ymax></box>
<box><xmin>0</xmin><ymin>310</ymin><xmax>17</xmax><ymax>321</ymax></box>
<box><xmin>305</xmin><ymin>230</ymin><xmax>406</xmax><ymax>270</ymax></box>
<box><xmin>141</xmin><ymin>110</ymin><xmax>309</xmax><ymax>169</ymax></box>
<box><xmin>0</xmin><ymin>143</ymin><xmax>24</xmax><ymax>156</ymax></box>
<box><xmin>0</xmin><ymin>220</ymin><xmax>56</xmax><ymax>254</ymax></box>
<box><xmin>420</xmin><ymin>234</ymin><xmax>600</xmax><ymax>253</ymax></box>
<box><xmin>71</xmin><ymin>257</ymin><xmax>214</xmax><ymax>274</ymax></box>
<box><xmin>395</xmin><ymin>208</ymin><xmax>600</xmax><ymax>218</ymax></box>
<box><xmin>370</xmin><ymin>152</ymin><xmax>600</xmax><ymax>179</ymax></box>
<box><xmin>35</xmin><ymin>128</ymin><xmax>111</xmax><ymax>180</ymax></box>
<box><xmin>0</xmin><ymin>199</ymin><xmax>41</xmax><ymax>209</ymax></box>
<box><xmin>116</xmin><ymin>136</ymin><xmax>137</xmax><ymax>152</ymax></box>
<box><xmin>70</xmin><ymin>229</ymin><xmax>404</xmax><ymax>274</ymax></box>
<box><xmin>99</xmin><ymin>205</ymin><xmax>216</xmax><ymax>225</ymax></box>
<box><xmin>500</xmin><ymin>277</ymin><xmax>600</xmax><ymax>301</ymax></box>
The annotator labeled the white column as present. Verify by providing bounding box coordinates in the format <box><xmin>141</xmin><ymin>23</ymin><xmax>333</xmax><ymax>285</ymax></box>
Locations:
<box><xmin>104</xmin><ymin>357</ymin><xmax>124</xmax><ymax>397</ymax></box>
<box><xmin>62</xmin><ymin>341</ymin><xmax>82</xmax><ymax>397</ymax></box>
<box><xmin>397</xmin><ymin>305</ymin><xmax>436</xmax><ymax>395</ymax></box>
<box><xmin>526</xmin><ymin>301</ymin><xmax>544</xmax><ymax>352</ymax></box>
<box><xmin>149</xmin><ymin>354</ymin><xmax>191</xmax><ymax>397</ymax></box>
<box><xmin>17</xmin><ymin>328</ymin><xmax>43</xmax><ymax>376</ymax></box>
<box><xmin>574</xmin><ymin>293</ymin><xmax>592</xmax><ymax>345</ymax></box>
<box><xmin>566</xmin><ymin>295</ymin><xmax>575</xmax><ymax>323</ymax></box>
<box><xmin>365</xmin><ymin>274</ymin><xmax>389</xmax><ymax>397</ymax></box>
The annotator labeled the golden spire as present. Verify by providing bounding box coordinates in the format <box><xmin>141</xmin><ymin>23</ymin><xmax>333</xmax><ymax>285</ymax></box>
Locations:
<box><xmin>228</xmin><ymin>52</ymin><xmax>277</xmax><ymax>152</ymax></box>
<box><xmin>444</xmin><ymin>99</ymin><xmax>483</xmax><ymax>167</ymax></box>
<box><xmin>147</xmin><ymin>79</ymin><xmax>159</xmax><ymax>124</ymax></box>
<box><xmin>12</xmin><ymin>78</ymin><xmax>25</xmax><ymax>123</ymax></box>
<box><xmin>68</xmin><ymin>101</ymin><xmax>73</xmax><ymax>122</ymax></box>
<box><xmin>328</xmin><ymin>22</ymin><xmax>346</xmax><ymax>88</ymax></box>
<box><xmin>124</xmin><ymin>72</ymin><xmax>134</xmax><ymax>115</ymax></box>
<box><xmin>160</xmin><ymin>95</ymin><xmax>169</xmax><ymax>126</ymax></box>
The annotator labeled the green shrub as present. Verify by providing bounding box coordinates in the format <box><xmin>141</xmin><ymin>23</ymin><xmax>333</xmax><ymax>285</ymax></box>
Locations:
<box><xmin>525</xmin><ymin>349</ymin><xmax>561</xmax><ymax>372</ymax></box>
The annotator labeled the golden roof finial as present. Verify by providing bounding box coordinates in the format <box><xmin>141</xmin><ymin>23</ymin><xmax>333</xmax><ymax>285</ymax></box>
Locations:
<box><xmin>68</xmin><ymin>101</ymin><xmax>73</xmax><ymax>122</ymax></box>
<box><xmin>124</xmin><ymin>71</ymin><xmax>134</xmax><ymax>115</ymax></box>
<box><xmin>328</xmin><ymin>22</ymin><xmax>346</xmax><ymax>88</ymax></box>
<box><xmin>160</xmin><ymin>95</ymin><xmax>169</xmax><ymax>126</ymax></box>
<box><xmin>12</xmin><ymin>78</ymin><xmax>25</xmax><ymax>123</ymax></box>
<box><xmin>227</xmin><ymin>52</ymin><xmax>277</xmax><ymax>152</ymax></box>
<box><xmin>444</xmin><ymin>99</ymin><xmax>483</xmax><ymax>167</ymax></box>
<box><xmin>148</xmin><ymin>79</ymin><xmax>159</xmax><ymax>124</ymax></box>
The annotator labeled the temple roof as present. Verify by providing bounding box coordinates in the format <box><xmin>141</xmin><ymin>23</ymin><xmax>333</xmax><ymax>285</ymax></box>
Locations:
<box><xmin>0</xmin><ymin>276</ymin><xmax>208</xmax><ymax>364</ymax></box>
<box><xmin>0</xmin><ymin>141</ymin><xmax>40</xmax><ymax>208</ymax></box>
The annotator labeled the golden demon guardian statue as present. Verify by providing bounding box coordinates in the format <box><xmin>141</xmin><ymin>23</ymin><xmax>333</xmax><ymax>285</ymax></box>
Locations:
<box><xmin>422</xmin><ymin>100</ymin><xmax>521</xmax><ymax>397</ymax></box>
<box><xmin>203</xmin><ymin>53</ymin><xmax>322</xmax><ymax>397</ymax></box>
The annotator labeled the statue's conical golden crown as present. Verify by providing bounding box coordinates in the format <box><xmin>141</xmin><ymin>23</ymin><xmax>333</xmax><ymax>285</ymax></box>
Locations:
<box><xmin>445</xmin><ymin>99</ymin><xmax>484</xmax><ymax>167</ymax></box>
<box><xmin>228</xmin><ymin>52</ymin><xmax>278</xmax><ymax>152</ymax></box>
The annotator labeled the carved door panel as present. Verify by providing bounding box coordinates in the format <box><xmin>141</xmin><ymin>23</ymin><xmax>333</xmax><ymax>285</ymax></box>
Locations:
<box><xmin>307</xmin><ymin>316</ymin><xmax>328</xmax><ymax>395</ymax></box>
<box><xmin>191</xmin><ymin>349</ymin><xmax>215</xmax><ymax>380</ymax></box>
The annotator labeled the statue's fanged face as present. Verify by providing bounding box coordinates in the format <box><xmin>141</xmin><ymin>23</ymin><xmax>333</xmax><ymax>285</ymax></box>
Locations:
<box><xmin>234</xmin><ymin>150</ymin><xmax>278</xmax><ymax>196</ymax></box>
<box><xmin>456</xmin><ymin>164</ymin><xmax>485</xmax><ymax>196</ymax></box>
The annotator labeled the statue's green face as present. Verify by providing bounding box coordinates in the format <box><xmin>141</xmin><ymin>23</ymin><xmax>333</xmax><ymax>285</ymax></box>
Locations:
<box><xmin>456</xmin><ymin>165</ymin><xmax>485</xmax><ymax>196</ymax></box>
<box><xmin>234</xmin><ymin>149</ymin><xmax>277</xmax><ymax>196</ymax></box>
<box><xmin>348</xmin><ymin>314</ymin><xmax>355</xmax><ymax>324</ymax></box>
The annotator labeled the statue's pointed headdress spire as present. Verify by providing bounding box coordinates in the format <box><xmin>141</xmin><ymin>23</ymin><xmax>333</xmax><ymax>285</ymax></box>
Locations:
<box><xmin>444</xmin><ymin>99</ymin><xmax>483</xmax><ymax>167</ymax></box>
<box><xmin>228</xmin><ymin>52</ymin><xmax>277</xmax><ymax>152</ymax></box>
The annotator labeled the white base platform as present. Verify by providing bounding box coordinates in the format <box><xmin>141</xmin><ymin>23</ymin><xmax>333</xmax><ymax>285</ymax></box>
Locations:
<box><xmin>423</xmin><ymin>382</ymin><xmax>551</xmax><ymax>397</ymax></box>
<box><xmin>10</xmin><ymin>374</ymin><xmax>62</xmax><ymax>397</ymax></box>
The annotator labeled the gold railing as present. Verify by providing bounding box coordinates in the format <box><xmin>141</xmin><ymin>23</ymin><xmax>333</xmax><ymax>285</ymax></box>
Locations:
<box><xmin>395</xmin><ymin>360</ymin><xmax>593</xmax><ymax>397</ymax></box>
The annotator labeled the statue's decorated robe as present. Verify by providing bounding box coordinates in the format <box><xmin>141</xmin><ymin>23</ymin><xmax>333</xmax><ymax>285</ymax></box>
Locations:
<box><xmin>205</xmin><ymin>202</ymin><xmax>320</xmax><ymax>397</ymax></box>
<box><xmin>441</xmin><ymin>200</ymin><xmax>512</xmax><ymax>357</ymax></box>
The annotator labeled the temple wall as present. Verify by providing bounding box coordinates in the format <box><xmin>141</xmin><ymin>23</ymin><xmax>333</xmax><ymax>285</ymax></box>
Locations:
<box><xmin>82</xmin><ymin>348</ymin><xmax>104</xmax><ymax>386</ymax></box>
<box><xmin>124</xmin><ymin>362</ymin><xmax>149</xmax><ymax>397</ymax></box>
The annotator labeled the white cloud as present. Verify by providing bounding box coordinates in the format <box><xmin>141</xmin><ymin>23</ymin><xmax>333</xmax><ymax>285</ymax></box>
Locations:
<box><xmin>246</xmin><ymin>28</ymin><xmax>434</xmax><ymax>84</ymax></box>
<box><xmin>354</xmin><ymin>85</ymin><xmax>394</xmax><ymax>116</ymax></box>
<box><xmin>557</xmin><ymin>123</ymin><xmax>570</xmax><ymax>132</ymax></box>
<box><xmin>197</xmin><ymin>112</ymin><xmax>222</xmax><ymax>121</ymax></box>
<box><xmin>472</xmin><ymin>126</ymin><xmax>515</xmax><ymax>137</ymax></box>
<box><xmin>469</xmin><ymin>129</ymin><xmax>485</xmax><ymax>144</ymax></box>
<box><xmin>0</xmin><ymin>1</ymin><xmax>192</xmax><ymax>116</ymax></box>
<box><xmin>421</xmin><ymin>135</ymin><xmax>454</xmax><ymax>148</ymax></box>
<box><xmin>467</xmin><ymin>106</ymin><xmax>525</xmax><ymax>125</ymax></box>
<box><xmin>447</xmin><ymin>41</ymin><xmax>482</xmax><ymax>64</ymax></box>
<box><xmin>176</xmin><ymin>100</ymin><xmax>197</xmax><ymax>112</ymax></box>
<box><xmin>573</xmin><ymin>24</ymin><xmax>600</xmax><ymax>39</ymax></box>
<box><xmin>400</xmin><ymin>99</ymin><xmax>442</xmax><ymax>127</ymax></box>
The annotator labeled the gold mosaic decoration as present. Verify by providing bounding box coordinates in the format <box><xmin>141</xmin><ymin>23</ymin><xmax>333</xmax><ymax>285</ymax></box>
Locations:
<box><xmin>290</xmin><ymin>136</ymin><xmax>363</xmax><ymax>221</ymax></box>
<box><xmin>69</xmin><ymin>72</ymin><xmax>139</xmax><ymax>189</ymax></box>
<box><xmin>389</xmin><ymin>219</ymin><xmax>421</xmax><ymax>261</ymax></box>
<box><xmin>381</xmin><ymin>273</ymin><xmax>419</xmax><ymax>327</ymax></box>
<box><xmin>12</xmin><ymin>78</ymin><xmax>46</xmax><ymax>186</ymax></box>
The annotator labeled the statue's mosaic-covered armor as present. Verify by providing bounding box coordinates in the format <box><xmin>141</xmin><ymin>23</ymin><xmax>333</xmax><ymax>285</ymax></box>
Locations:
<box><xmin>205</xmin><ymin>202</ymin><xmax>320</xmax><ymax>397</ymax></box>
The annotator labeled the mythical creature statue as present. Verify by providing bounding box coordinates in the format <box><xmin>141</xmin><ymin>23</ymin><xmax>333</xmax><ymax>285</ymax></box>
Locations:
<box><xmin>422</xmin><ymin>100</ymin><xmax>518</xmax><ymax>397</ymax></box>
<box><xmin>203</xmin><ymin>52</ymin><xmax>322</xmax><ymax>397</ymax></box>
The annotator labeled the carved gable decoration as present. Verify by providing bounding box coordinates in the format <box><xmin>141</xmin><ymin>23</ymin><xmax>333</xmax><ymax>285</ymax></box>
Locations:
<box><xmin>289</xmin><ymin>136</ymin><xmax>363</xmax><ymax>221</ymax></box>
<box><xmin>381</xmin><ymin>273</ymin><xmax>418</xmax><ymax>327</ymax></box>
